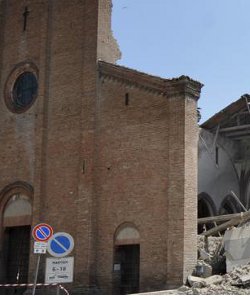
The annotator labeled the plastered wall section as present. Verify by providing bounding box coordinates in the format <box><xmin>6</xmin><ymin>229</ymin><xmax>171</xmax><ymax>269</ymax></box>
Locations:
<box><xmin>198</xmin><ymin>129</ymin><xmax>239</xmax><ymax>213</ymax></box>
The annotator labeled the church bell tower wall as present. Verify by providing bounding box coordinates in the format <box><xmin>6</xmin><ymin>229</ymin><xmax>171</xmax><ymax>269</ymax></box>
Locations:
<box><xmin>0</xmin><ymin>0</ymin><xmax>119</xmax><ymax>290</ymax></box>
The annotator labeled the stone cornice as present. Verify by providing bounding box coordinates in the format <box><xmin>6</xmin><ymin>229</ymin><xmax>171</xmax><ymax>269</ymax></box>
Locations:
<box><xmin>165</xmin><ymin>76</ymin><xmax>203</xmax><ymax>101</ymax></box>
<box><xmin>98</xmin><ymin>60</ymin><xmax>203</xmax><ymax>100</ymax></box>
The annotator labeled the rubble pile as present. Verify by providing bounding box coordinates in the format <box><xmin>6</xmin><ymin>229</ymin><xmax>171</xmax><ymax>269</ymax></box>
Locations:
<box><xmin>168</xmin><ymin>215</ymin><xmax>250</xmax><ymax>294</ymax></box>
<box><xmin>174</xmin><ymin>235</ymin><xmax>250</xmax><ymax>294</ymax></box>
<box><xmin>196</xmin><ymin>235</ymin><xmax>225</xmax><ymax>276</ymax></box>
<box><xmin>197</xmin><ymin>235</ymin><xmax>223</xmax><ymax>258</ymax></box>
<box><xmin>179</xmin><ymin>263</ymin><xmax>250</xmax><ymax>294</ymax></box>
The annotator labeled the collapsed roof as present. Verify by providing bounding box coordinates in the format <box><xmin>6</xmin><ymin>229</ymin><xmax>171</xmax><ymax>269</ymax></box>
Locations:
<box><xmin>201</xmin><ymin>94</ymin><xmax>250</xmax><ymax>139</ymax></box>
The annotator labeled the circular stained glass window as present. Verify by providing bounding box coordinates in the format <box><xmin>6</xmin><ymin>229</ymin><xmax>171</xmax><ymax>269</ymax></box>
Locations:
<box><xmin>12</xmin><ymin>72</ymin><xmax>38</xmax><ymax>112</ymax></box>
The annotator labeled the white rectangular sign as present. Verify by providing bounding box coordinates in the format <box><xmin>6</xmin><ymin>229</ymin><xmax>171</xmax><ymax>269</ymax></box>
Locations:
<box><xmin>34</xmin><ymin>241</ymin><xmax>47</xmax><ymax>254</ymax></box>
<box><xmin>45</xmin><ymin>257</ymin><xmax>74</xmax><ymax>284</ymax></box>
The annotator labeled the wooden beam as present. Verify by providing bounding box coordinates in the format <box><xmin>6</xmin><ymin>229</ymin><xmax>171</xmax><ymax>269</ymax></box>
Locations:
<box><xmin>198</xmin><ymin>212</ymin><xmax>246</xmax><ymax>224</ymax></box>
<box><xmin>201</xmin><ymin>211</ymin><xmax>250</xmax><ymax>237</ymax></box>
<box><xmin>228</xmin><ymin>135</ymin><xmax>250</xmax><ymax>140</ymax></box>
<box><xmin>227</xmin><ymin>134</ymin><xmax>250</xmax><ymax>140</ymax></box>
<box><xmin>220</xmin><ymin>124</ymin><xmax>250</xmax><ymax>133</ymax></box>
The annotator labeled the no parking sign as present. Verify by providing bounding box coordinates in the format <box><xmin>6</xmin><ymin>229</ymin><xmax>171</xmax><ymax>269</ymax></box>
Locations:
<box><xmin>47</xmin><ymin>232</ymin><xmax>74</xmax><ymax>258</ymax></box>
<box><xmin>32</xmin><ymin>223</ymin><xmax>54</xmax><ymax>242</ymax></box>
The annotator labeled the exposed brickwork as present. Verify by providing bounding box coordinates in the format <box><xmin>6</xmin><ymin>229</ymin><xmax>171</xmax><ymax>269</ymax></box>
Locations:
<box><xmin>0</xmin><ymin>0</ymin><xmax>202</xmax><ymax>294</ymax></box>
<box><xmin>97</xmin><ymin>0</ymin><xmax>121</xmax><ymax>63</ymax></box>
<box><xmin>95</xmin><ymin>77</ymin><xmax>169</xmax><ymax>293</ymax></box>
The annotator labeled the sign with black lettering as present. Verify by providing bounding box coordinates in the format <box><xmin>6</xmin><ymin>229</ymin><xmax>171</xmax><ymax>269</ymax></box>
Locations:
<box><xmin>34</xmin><ymin>241</ymin><xmax>47</xmax><ymax>254</ymax></box>
<box><xmin>45</xmin><ymin>257</ymin><xmax>74</xmax><ymax>283</ymax></box>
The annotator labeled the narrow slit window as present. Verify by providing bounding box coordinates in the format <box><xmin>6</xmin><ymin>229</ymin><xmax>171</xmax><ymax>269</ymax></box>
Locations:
<box><xmin>82</xmin><ymin>160</ymin><xmax>86</xmax><ymax>174</ymax></box>
<box><xmin>216</xmin><ymin>146</ymin><xmax>219</xmax><ymax>165</ymax></box>
<box><xmin>125</xmin><ymin>93</ymin><xmax>129</xmax><ymax>106</ymax></box>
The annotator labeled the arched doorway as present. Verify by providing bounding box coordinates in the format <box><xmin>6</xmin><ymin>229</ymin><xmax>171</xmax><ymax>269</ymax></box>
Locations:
<box><xmin>113</xmin><ymin>223</ymin><xmax>140</xmax><ymax>295</ymax></box>
<box><xmin>0</xmin><ymin>182</ymin><xmax>33</xmax><ymax>294</ymax></box>
<box><xmin>198</xmin><ymin>193</ymin><xmax>216</xmax><ymax>234</ymax></box>
<box><xmin>219</xmin><ymin>195</ymin><xmax>240</xmax><ymax>215</ymax></box>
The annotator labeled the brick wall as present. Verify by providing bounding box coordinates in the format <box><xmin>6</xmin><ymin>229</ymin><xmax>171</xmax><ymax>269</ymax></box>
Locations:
<box><xmin>95</xmin><ymin>79</ymin><xmax>170</xmax><ymax>293</ymax></box>
<box><xmin>0</xmin><ymin>0</ymin><xmax>108</xmax><ymax>289</ymax></box>
<box><xmin>95</xmin><ymin>68</ymin><xmax>202</xmax><ymax>293</ymax></box>
<box><xmin>0</xmin><ymin>0</ymin><xmax>202</xmax><ymax>293</ymax></box>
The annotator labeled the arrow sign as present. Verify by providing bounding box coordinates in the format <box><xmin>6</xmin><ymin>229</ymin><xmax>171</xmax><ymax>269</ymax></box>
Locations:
<box><xmin>32</xmin><ymin>223</ymin><xmax>53</xmax><ymax>242</ymax></box>
<box><xmin>47</xmin><ymin>232</ymin><xmax>74</xmax><ymax>258</ymax></box>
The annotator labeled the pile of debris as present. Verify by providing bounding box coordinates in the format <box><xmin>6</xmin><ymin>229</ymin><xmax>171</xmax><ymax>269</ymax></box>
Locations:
<box><xmin>153</xmin><ymin>212</ymin><xmax>250</xmax><ymax>295</ymax></box>
<box><xmin>196</xmin><ymin>235</ymin><xmax>225</xmax><ymax>277</ymax></box>
<box><xmin>177</xmin><ymin>211</ymin><xmax>250</xmax><ymax>295</ymax></box>
<box><xmin>170</xmin><ymin>234</ymin><xmax>250</xmax><ymax>294</ymax></box>
<box><xmin>179</xmin><ymin>263</ymin><xmax>250</xmax><ymax>294</ymax></box>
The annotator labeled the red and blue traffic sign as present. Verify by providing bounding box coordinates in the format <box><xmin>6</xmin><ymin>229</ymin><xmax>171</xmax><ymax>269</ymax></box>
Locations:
<box><xmin>32</xmin><ymin>223</ymin><xmax>53</xmax><ymax>242</ymax></box>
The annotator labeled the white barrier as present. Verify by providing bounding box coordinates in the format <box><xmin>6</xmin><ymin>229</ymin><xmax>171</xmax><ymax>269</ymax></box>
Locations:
<box><xmin>0</xmin><ymin>283</ymin><xmax>69</xmax><ymax>295</ymax></box>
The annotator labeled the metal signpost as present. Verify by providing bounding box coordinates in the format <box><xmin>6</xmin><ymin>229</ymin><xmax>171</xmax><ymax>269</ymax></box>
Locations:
<box><xmin>32</xmin><ymin>223</ymin><xmax>53</xmax><ymax>295</ymax></box>
<box><xmin>31</xmin><ymin>226</ymin><xmax>74</xmax><ymax>294</ymax></box>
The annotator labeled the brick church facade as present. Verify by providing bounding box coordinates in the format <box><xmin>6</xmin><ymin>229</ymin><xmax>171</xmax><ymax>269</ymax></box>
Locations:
<box><xmin>0</xmin><ymin>0</ymin><xmax>202</xmax><ymax>294</ymax></box>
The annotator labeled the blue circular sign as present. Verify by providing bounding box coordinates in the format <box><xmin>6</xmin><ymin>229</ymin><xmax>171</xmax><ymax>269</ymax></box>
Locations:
<box><xmin>47</xmin><ymin>232</ymin><xmax>74</xmax><ymax>257</ymax></box>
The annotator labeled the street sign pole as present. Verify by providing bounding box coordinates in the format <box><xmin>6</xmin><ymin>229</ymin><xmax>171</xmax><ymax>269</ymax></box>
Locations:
<box><xmin>31</xmin><ymin>223</ymin><xmax>54</xmax><ymax>294</ymax></box>
<box><xmin>32</xmin><ymin>254</ymin><xmax>41</xmax><ymax>295</ymax></box>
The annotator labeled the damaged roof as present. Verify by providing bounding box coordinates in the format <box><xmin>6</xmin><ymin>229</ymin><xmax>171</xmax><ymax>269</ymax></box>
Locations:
<box><xmin>201</xmin><ymin>94</ymin><xmax>250</xmax><ymax>130</ymax></box>
<box><xmin>98</xmin><ymin>60</ymin><xmax>203</xmax><ymax>99</ymax></box>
